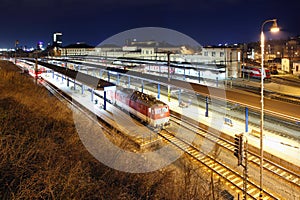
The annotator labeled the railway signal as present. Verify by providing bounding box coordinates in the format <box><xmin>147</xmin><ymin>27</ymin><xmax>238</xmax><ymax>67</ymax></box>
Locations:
<box><xmin>233</xmin><ymin>133</ymin><xmax>248</xmax><ymax>199</ymax></box>
<box><xmin>234</xmin><ymin>133</ymin><xmax>244</xmax><ymax>166</ymax></box>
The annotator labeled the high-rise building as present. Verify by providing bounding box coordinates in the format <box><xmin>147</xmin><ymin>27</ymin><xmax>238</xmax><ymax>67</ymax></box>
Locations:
<box><xmin>53</xmin><ymin>32</ymin><xmax>62</xmax><ymax>47</ymax></box>
<box><xmin>37</xmin><ymin>41</ymin><xmax>43</xmax><ymax>50</ymax></box>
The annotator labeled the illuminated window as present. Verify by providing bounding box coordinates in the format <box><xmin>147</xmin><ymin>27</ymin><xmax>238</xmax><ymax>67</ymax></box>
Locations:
<box><xmin>155</xmin><ymin>108</ymin><xmax>161</xmax><ymax>114</ymax></box>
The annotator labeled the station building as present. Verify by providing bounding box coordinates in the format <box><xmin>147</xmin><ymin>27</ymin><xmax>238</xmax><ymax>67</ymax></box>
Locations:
<box><xmin>60</xmin><ymin>43</ymin><xmax>95</xmax><ymax>56</ymax></box>
<box><xmin>60</xmin><ymin>40</ymin><xmax>242</xmax><ymax>79</ymax></box>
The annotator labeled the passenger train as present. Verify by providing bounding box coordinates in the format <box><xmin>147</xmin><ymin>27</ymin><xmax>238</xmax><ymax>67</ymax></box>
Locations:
<box><xmin>145</xmin><ymin>64</ymin><xmax>226</xmax><ymax>80</ymax></box>
<box><xmin>241</xmin><ymin>66</ymin><xmax>271</xmax><ymax>79</ymax></box>
<box><xmin>16</xmin><ymin>60</ymin><xmax>46</xmax><ymax>77</ymax></box>
<box><xmin>17</xmin><ymin>59</ymin><xmax>170</xmax><ymax>128</ymax></box>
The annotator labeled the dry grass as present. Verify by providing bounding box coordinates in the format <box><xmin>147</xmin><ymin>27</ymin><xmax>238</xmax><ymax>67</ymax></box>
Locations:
<box><xmin>0</xmin><ymin>60</ymin><xmax>222</xmax><ymax>200</ymax></box>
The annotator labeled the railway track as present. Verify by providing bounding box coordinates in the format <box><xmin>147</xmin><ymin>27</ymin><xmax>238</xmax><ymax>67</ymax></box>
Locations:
<box><xmin>271</xmin><ymin>76</ymin><xmax>300</xmax><ymax>88</ymax></box>
<box><xmin>232</xmin><ymin>79</ymin><xmax>300</xmax><ymax>105</ymax></box>
<box><xmin>40</xmin><ymin>76</ymin><xmax>299</xmax><ymax>199</ymax></box>
<box><xmin>168</xmin><ymin>113</ymin><xmax>300</xmax><ymax>199</ymax></box>
<box><xmin>158</xmin><ymin>128</ymin><xmax>277</xmax><ymax>199</ymax></box>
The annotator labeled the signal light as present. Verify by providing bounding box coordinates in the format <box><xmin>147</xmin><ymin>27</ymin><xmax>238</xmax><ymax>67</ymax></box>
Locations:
<box><xmin>234</xmin><ymin>134</ymin><xmax>244</xmax><ymax>166</ymax></box>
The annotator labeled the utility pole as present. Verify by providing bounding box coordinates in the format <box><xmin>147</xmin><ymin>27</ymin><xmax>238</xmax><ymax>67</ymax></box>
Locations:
<box><xmin>35</xmin><ymin>51</ymin><xmax>38</xmax><ymax>84</ymax></box>
<box><xmin>14</xmin><ymin>40</ymin><xmax>19</xmax><ymax>64</ymax></box>
<box><xmin>167</xmin><ymin>51</ymin><xmax>171</xmax><ymax>82</ymax></box>
<box><xmin>167</xmin><ymin>51</ymin><xmax>171</xmax><ymax>102</ymax></box>
<box><xmin>242</xmin><ymin>43</ymin><xmax>246</xmax><ymax>80</ymax></box>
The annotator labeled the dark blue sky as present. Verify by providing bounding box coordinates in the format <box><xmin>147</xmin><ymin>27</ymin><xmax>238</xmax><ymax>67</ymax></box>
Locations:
<box><xmin>1</xmin><ymin>0</ymin><xmax>299</xmax><ymax>48</ymax></box>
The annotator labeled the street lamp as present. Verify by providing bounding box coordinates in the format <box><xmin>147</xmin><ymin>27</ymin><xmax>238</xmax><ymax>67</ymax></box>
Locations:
<box><xmin>259</xmin><ymin>18</ymin><xmax>279</xmax><ymax>199</ymax></box>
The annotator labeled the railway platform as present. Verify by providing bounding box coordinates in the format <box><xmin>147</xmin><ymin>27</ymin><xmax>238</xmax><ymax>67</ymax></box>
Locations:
<box><xmin>40</xmin><ymin>70</ymin><xmax>300</xmax><ymax>168</ymax></box>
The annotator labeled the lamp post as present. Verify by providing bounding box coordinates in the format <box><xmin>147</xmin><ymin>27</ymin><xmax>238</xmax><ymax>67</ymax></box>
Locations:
<box><xmin>259</xmin><ymin>19</ymin><xmax>279</xmax><ymax>199</ymax></box>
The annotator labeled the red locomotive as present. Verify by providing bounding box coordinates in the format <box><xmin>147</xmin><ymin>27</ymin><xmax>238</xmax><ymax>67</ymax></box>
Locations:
<box><xmin>107</xmin><ymin>88</ymin><xmax>170</xmax><ymax>128</ymax></box>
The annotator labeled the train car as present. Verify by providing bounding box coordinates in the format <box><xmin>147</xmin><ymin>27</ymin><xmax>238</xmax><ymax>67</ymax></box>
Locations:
<box><xmin>144</xmin><ymin>62</ymin><xmax>225</xmax><ymax>81</ymax></box>
<box><xmin>28</xmin><ymin>67</ymin><xmax>45</xmax><ymax>77</ymax></box>
<box><xmin>242</xmin><ymin>66</ymin><xmax>271</xmax><ymax>79</ymax></box>
<box><xmin>146</xmin><ymin>65</ymin><xmax>175</xmax><ymax>74</ymax></box>
<box><xmin>109</xmin><ymin>87</ymin><xmax>170</xmax><ymax>128</ymax></box>
<box><xmin>17</xmin><ymin>61</ymin><xmax>45</xmax><ymax>77</ymax></box>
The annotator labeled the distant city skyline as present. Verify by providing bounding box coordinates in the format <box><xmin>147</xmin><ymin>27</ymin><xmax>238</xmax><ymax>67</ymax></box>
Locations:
<box><xmin>1</xmin><ymin>0</ymin><xmax>299</xmax><ymax>48</ymax></box>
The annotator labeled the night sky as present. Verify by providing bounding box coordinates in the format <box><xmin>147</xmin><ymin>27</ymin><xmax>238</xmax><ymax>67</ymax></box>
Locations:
<box><xmin>1</xmin><ymin>0</ymin><xmax>299</xmax><ymax>48</ymax></box>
